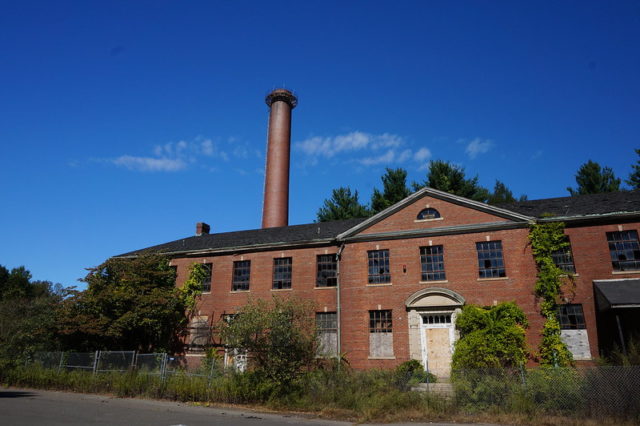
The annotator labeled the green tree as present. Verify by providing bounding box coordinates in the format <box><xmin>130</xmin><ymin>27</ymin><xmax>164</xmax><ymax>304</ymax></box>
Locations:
<box><xmin>370</xmin><ymin>168</ymin><xmax>411</xmax><ymax>214</ymax></box>
<box><xmin>413</xmin><ymin>160</ymin><xmax>490</xmax><ymax>202</ymax></box>
<box><xmin>219</xmin><ymin>297</ymin><xmax>317</xmax><ymax>388</ymax></box>
<box><xmin>57</xmin><ymin>253</ymin><xmax>186</xmax><ymax>352</ymax></box>
<box><xmin>452</xmin><ymin>302</ymin><xmax>529</xmax><ymax>369</ymax></box>
<box><xmin>0</xmin><ymin>265</ymin><xmax>66</xmax><ymax>367</ymax></box>
<box><xmin>567</xmin><ymin>160</ymin><xmax>621</xmax><ymax>196</ymax></box>
<box><xmin>316</xmin><ymin>187</ymin><xmax>371</xmax><ymax>222</ymax></box>
<box><xmin>627</xmin><ymin>149</ymin><xmax>640</xmax><ymax>189</ymax></box>
<box><xmin>487</xmin><ymin>180</ymin><xmax>528</xmax><ymax>205</ymax></box>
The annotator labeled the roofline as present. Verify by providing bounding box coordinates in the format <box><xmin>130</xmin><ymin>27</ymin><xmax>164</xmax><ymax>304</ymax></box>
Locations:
<box><xmin>112</xmin><ymin>237</ymin><xmax>339</xmax><ymax>259</ymax></box>
<box><xmin>337</xmin><ymin>187</ymin><xmax>534</xmax><ymax>240</ymax></box>
<box><xmin>339</xmin><ymin>221</ymin><xmax>531</xmax><ymax>243</ymax></box>
<box><xmin>538</xmin><ymin>211</ymin><xmax>640</xmax><ymax>224</ymax></box>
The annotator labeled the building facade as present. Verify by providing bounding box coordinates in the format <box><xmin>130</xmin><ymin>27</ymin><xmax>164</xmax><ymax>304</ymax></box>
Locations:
<box><xmin>120</xmin><ymin>188</ymin><xmax>640</xmax><ymax>376</ymax></box>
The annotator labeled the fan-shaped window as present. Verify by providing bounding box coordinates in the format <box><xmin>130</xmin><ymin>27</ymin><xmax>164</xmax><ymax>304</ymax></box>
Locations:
<box><xmin>417</xmin><ymin>208</ymin><xmax>441</xmax><ymax>220</ymax></box>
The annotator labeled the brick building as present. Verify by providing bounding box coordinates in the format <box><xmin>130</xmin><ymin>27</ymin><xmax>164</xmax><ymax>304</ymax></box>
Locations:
<box><xmin>119</xmin><ymin>187</ymin><xmax>640</xmax><ymax>376</ymax></box>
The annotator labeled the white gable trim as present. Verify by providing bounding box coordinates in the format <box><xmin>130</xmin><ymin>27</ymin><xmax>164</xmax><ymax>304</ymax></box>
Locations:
<box><xmin>336</xmin><ymin>187</ymin><xmax>534</xmax><ymax>240</ymax></box>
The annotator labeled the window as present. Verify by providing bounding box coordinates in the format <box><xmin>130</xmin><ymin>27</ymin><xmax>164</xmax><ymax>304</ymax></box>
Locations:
<box><xmin>551</xmin><ymin>238</ymin><xmax>576</xmax><ymax>274</ymax></box>
<box><xmin>232</xmin><ymin>260</ymin><xmax>250</xmax><ymax>291</ymax></box>
<box><xmin>316</xmin><ymin>312</ymin><xmax>338</xmax><ymax>357</ymax></box>
<box><xmin>368</xmin><ymin>250</ymin><xmax>391</xmax><ymax>284</ymax></box>
<box><xmin>476</xmin><ymin>241</ymin><xmax>506</xmax><ymax>278</ymax></box>
<box><xmin>420</xmin><ymin>245</ymin><xmax>446</xmax><ymax>281</ymax></box>
<box><xmin>422</xmin><ymin>313</ymin><xmax>452</xmax><ymax>325</ymax></box>
<box><xmin>417</xmin><ymin>208</ymin><xmax>441</xmax><ymax>220</ymax></box>
<box><xmin>201</xmin><ymin>263</ymin><xmax>212</xmax><ymax>293</ymax></box>
<box><xmin>369</xmin><ymin>310</ymin><xmax>393</xmax><ymax>357</ymax></box>
<box><xmin>186</xmin><ymin>316</ymin><xmax>210</xmax><ymax>352</ymax></box>
<box><xmin>316</xmin><ymin>254</ymin><xmax>337</xmax><ymax>287</ymax></box>
<box><xmin>607</xmin><ymin>230</ymin><xmax>640</xmax><ymax>271</ymax></box>
<box><xmin>557</xmin><ymin>304</ymin><xmax>586</xmax><ymax>330</ymax></box>
<box><xmin>273</xmin><ymin>257</ymin><xmax>292</xmax><ymax>289</ymax></box>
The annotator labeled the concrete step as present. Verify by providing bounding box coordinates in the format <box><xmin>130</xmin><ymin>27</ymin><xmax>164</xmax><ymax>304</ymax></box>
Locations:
<box><xmin>412</xmin><ymin>382</ymin><xmax>455</xmax><ymax>397</ymax></box>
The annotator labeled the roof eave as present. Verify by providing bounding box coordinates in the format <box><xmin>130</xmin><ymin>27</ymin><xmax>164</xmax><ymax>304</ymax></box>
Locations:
<box><xmin>112</xmin><ymin>237</ymin><xmax>337</xmax><ymax>259</ymax></box>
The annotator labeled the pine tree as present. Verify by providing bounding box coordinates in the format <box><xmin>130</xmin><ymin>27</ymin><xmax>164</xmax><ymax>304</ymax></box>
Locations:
<box><xmin>567</xmin><ymin>160</ymin><xmax>621</xmax><ymax>196</ymax></box>
<box><xmin>487</xmin><ymin>180</ymin><xmax>527</xmax><ymax>205</ymax></box>
<box><xmin>370</xmin><ymin>168</ymin><xmax>411</xmax><ymax>214</ymax></box>
<box><xmin>316</xmin><ymin>187</ymin><xmax>370</xmax><ymax>222</ymax></box>
<box><xmin>627</xmin><ymin>149</ymin><xmax>640</xmax><ymax>190</ymax></box>
<box><xmin>413</xmin><ymin>160</ymin><xmax>490</xmax><ymax>202</ymax></box>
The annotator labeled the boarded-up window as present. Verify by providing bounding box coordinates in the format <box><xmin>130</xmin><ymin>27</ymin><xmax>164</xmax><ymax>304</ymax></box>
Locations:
<box><xmin>316</xmin><ymin>312</ymin><xmax>338</xmax><ymax>357</ymax></box>
<box><xmin>187</xmin><ymin>316</ymin><xmax>210</xmax><ymax>352</ymax></box>
<box><xmin>369</xmin><ymin>310</ymin><xmax>393</xmax><ymax>357</ymax></box>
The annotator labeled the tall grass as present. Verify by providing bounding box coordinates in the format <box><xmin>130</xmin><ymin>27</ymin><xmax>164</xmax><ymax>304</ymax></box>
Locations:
<box><xmin>2</xmin><ymin>365</ymin><xmax>639</xmax><ymax>424</ymax></box>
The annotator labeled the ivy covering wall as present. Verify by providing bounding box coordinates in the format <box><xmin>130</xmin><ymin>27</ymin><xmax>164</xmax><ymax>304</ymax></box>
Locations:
<box><xmin>529</xmin><ymin>222</ymin><xmax>574</xmax><ymax>366</ymax></box>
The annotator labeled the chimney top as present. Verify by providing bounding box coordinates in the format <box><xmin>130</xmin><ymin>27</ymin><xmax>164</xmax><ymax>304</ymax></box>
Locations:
<box><xmin>265</xmin><ymin>88</ymin><xmax>298</xmax><ymax>108</ymax></box>
<box><xmin>196</xmin><ymin>222</ymin><xmax>210</xmax><ymax>236</ymax></box>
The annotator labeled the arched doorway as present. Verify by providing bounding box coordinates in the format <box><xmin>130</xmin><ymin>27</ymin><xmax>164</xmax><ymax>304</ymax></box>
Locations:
<box><xmin>405</xmin><ymin>287</ymin><xmax>465</xmax><ymax>378</ymax></box>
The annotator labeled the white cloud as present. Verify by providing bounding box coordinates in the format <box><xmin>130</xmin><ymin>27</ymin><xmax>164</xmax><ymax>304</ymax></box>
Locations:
<box><xmin>295</xmin><ymin>131</ymin><xmax>430</xmax><ymax>168</ymax></box>
<box><xmin>413</xmin><ymin>147</ymin><xmax>431</xmax><ymax>162</ymax></box>
<box><xmin>464</xmin><ymin>138</ymin><xmax>494</xmax><ymax>159</ymax></box>
<box><xmin>107</xmin><ymin>136</ymin><xmax>251</xmax><ymax>172</ymax></box>
<box><xmin>112</xmin><ymin>156</ymin><xmax>186</xmax><ymax>172</ymax></box>
<box><xmin>295</xmin><ymin>131</ymin><xmax>403</xmax><ymax>158</ymax></box>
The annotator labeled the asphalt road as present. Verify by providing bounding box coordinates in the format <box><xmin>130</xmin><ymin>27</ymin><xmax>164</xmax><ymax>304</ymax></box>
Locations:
<box><xmin>0</xmin><ymin>388</ymin><xmax>488</xmax><ymax>425</ymax></box>
<box><xmin>0</xmin><ymin>388</ymin><xmax>348</xmax><ymax>426</ymax></box>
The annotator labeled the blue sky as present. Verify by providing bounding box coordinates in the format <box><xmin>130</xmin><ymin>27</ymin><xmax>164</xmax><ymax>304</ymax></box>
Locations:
<box><xmin>1</xmin><ymin>1</ymin><xmax>639</xmax><ymax>289</ymax></box>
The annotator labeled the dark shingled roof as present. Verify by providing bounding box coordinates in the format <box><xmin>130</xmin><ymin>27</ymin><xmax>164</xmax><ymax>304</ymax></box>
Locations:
<box><xmin>498</xmin><ymin>190</ymin><xmax>640</xmax><ymax>218</ymax></box>
<box><xmin>117</xmin><ymin>218</ymin><xmax>367</xmax><ymax>257</ymax></box>
<box><xmin>594</xmin><ymin>279</ymin><xmax>640</xmax><ymax>310</ymax></box>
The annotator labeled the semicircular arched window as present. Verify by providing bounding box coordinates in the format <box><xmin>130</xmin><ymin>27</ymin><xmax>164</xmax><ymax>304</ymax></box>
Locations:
<box><xmin>417</xmin><ymin>208</ymin><xmax>441</xmax><ymax>220</ymax></box>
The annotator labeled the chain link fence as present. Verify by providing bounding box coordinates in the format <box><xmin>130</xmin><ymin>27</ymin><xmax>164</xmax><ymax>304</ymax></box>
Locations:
<box><xmin>451</xmin><ymin>366</ymin><xmax>640</xmax><ymax>420</ymax></box>
<box><xmin>30</xmin><ymin>351</ymin><xmax>226</xmax><ymax>380</ymax></box>
<box><xmin>25</xmin><ymin>352</ymin><xmax>640</xmax><ymax>421</ymax></box>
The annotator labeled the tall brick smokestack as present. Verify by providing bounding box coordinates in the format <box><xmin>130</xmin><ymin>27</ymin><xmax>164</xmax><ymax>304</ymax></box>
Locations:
<box><xmin>261</xmin><ymin>89</ymin><xmax>297</xmax><ymax>229</ymax></box>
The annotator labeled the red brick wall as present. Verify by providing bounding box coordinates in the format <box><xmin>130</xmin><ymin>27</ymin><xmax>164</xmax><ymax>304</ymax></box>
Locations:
<box><xmin>339</xmin><ymin>227</ymin><xmax>542</xmax><ymax>368</ymax></box>
<box><xmin>170</xmin><ymin>245</ymin><xmax>340</xmax><ymax>326</ymax></box>
<box><xmin>360</xmin><ymin>194</ymin><xmax>512</xmax><ymax>235</ymax></box>
<box><xmin>563</xmin><ymin>221</ymin><xmax>640</xmax><ymax>359</ymax></box>
<box><xmin>169</xmin><ymin>208</ymin><xmax>640</xmax><ymax>368</ymax></box>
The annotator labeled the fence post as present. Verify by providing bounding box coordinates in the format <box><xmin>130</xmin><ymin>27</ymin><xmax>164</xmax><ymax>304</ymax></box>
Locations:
<box><xmin>519</xmin><ymin>364</ymin><xmax>526</xmax><ymax>386</ymax></box>
<box><xmin>93</xmin><ymin>350</ymin><xmax>100</xmax><ymax>375</ymax></box>
<box><xmin>160</xmin><ymin>353</ymin><xmax>168</xmax><ymax>381</ymax></box>
<box><xmin>132</xmin><ymin>351</ymin><xmax>137</xmax><ymax>370</ymax></box>
<box><xmin>58</xmin><ymin>352</ymin><xmax>64</xmax><ymax>374</ymax></box>
<box><xmin>207</xmin><ymin>357</ymin><xmax>216</xmax><ymax>387</ymax></box>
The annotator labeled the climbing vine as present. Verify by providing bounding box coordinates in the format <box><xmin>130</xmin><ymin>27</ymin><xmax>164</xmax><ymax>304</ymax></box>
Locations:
<box><xmin>180</xmin><ymin>262</ymin><xmax>207</xmax><ymax>315</ymax></box>
<box><xmin>529</xmin><ymin>221</ymin><xmax>574</xmax><ymax>366</ymax></box>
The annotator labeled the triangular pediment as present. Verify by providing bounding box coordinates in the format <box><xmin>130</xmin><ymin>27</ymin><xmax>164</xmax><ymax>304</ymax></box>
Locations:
<box><xmin>337</xmin><ymin>187</ymin><xmax>533</xmax><ymax>240</ymax></box>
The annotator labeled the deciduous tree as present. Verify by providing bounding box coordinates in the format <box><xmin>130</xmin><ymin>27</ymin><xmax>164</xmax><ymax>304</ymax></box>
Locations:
<box><xmin>57</xmin><ymin>253</ymin><xmax>186</xmax><ymax>352</ymax></box>
<box><xmin>219</xmin><ymin>297</ymin><xmax>317</xmax><ymax>388</ymax></box>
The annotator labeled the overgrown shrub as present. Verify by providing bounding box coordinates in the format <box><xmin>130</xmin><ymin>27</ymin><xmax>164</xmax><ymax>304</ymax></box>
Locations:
<box><xmin>394</xmin><ymin>359</ymin><xmax>437</xmax><ymax>390</ymax></box>
<box><xmin>452</xmin><ymin>302</ymin><xmax>528</xmax><ymax>369</ymax></box>
<box><xmin>219</xmin><ymin>297</ymin><xmax>317</xmax><ymax>390</ymax></box>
